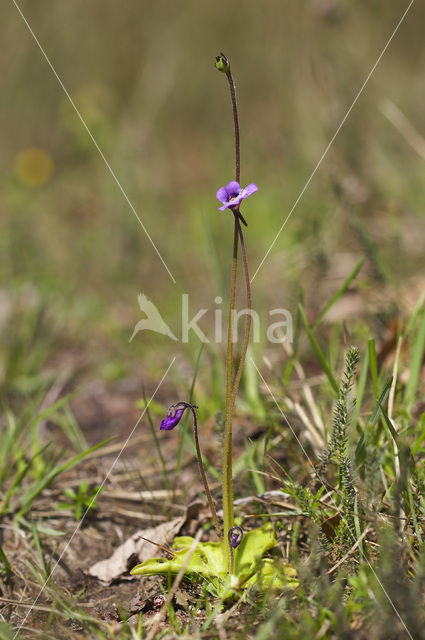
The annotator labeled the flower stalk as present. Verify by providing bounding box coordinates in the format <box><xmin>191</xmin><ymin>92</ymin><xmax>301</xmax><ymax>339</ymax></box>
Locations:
<box><xmin>222</xmin><ymin>221</ymin><xmax>238</xmax><ymax>560</ymax></box>
<box><xmin>189</xmin><ymin>404</ymin><xmax>222</xmax><ymax>538</ymax></box>
<box><xmin>231</xmin><ymin>216</ymin><xmax>252</xmax><ymax>417</ymax></box>
<box><xmin>216</xmin><ymin>52</ymin><xmax>240</xmax><ymax>183</ymax></box>
<box><xmin>216</xmin><ymin>52</ymin><xmax>254</xmax><ymax>569</ymax></box>
<box><xmin>159</xmin><ymin>54</ymin><xmax>255</xmax><ymax>572</ymax></box>
<box><xmin>161</xmin><ymin>402</ymin><xmax>221</xmax><ymax>538</ymax></box>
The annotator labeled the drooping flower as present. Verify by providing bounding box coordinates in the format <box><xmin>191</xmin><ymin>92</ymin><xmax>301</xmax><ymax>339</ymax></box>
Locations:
<box><xmin>160</xmin><ymin>405</ymin><xmax>186</xmax><ymax>431</ymax></box>
<box><xmin>159</xmin><ymin>402</ymin><xmax>198</xmax><ymax>431</ymax></box>
<box><xmin>228</xmin><ymin>525</ymin><xmax>243</xmax><ymax>549</ymax></box>
<box><xmin>216</xmin><ymin>181</ymin><xmax>258</xmax><ymax>212</ymax></box>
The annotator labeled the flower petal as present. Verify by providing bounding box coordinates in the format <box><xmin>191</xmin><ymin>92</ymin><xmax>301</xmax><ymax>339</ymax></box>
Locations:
<box><xmin>219</xmin><ymin>193</ymin><xmax>245</xmax><ymax>211</ymax></box>
<box><xmin>225</xmin><ymin>181</ymin><xmax>241</xmax><ymax>198</ymax></box>
<box><xmin>229</xmin><ymin>193</ymin><xmax>244</xmax><ymax>207</ymax></box>
<box><xmin>216</xmin><ymin>186</ymin><xmax>228</xmax><ymax>204</ymax></box>
<box><xmin>160</xmin><ymin>407</ymin><xmax>185</xmax><ymax>431</ymax></box>
<box><xmin>242</xmin><ymin>183</ymin><xmax>258</xmax><ymax>197</ymax></box>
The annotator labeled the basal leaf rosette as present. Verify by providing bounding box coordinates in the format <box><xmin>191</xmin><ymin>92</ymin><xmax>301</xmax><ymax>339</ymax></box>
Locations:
<box><xmin>130</xmin><ymin>522</ymin><xmax>297</xmax><ymax>599</ymax></box>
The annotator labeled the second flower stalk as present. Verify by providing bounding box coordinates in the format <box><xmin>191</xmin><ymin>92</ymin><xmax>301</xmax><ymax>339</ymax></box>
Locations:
<box><xmin>160</xmin><ymin>401</ymin><xmax>245</xmax><ymax>572</ymax></box>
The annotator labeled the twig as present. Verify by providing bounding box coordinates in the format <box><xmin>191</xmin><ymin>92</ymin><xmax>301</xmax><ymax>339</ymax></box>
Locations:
<box><xmin>327</xmin><ymin>527</ymin><xmax>371</xmax><ymax>575</ymax></box>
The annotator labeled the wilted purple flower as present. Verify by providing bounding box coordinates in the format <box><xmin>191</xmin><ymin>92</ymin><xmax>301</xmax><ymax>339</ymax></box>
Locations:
<box><xmin>228</xmin><ymin>525</ymin><xmax>243</xmax><ymax>549</ymax></box>
<box><xmin>160</xmin><ymin>406</ymin><xmax>185</xmax><ymax>431</ymax></box>
<box><xmin>216</xmin><ymin>181</ymin><xmax>258</xmax><ymax>212</ymax></box>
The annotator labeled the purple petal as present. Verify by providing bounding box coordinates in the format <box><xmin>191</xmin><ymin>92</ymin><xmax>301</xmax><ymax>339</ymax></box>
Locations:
<box><xmin>160</xmin><ymin>407</ymin><xmax>185</xmax><ymax>431</ymax></box>
<box><xmin>242</xmin><ymin>183</ymin><xmax>258</xmax><ymax>197</ymax></box>
<box><xmin>218</xmin><ymin>192</ymin><xmax>245</xmax><ymax>211</ymax></box>
<box><xmin>224</xmin><ymin>181</ymin><xmax>241</xmax><ymax>198</ymax></box>
<box><xmin>228</xmin><ymin>525</ymin><xmax>243</xmax><ymax>548</ymax></box>
<box><xmin>216</xmin><ymin>187</ymin><xmax>228</xmax><ymax>204</ymax></box>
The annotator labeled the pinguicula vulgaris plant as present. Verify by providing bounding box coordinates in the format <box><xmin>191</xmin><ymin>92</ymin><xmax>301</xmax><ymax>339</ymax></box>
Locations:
<box><xmin>131</xmin><ymin>53</ymin><xmax>297</xmax><ymax>598</ymax></box>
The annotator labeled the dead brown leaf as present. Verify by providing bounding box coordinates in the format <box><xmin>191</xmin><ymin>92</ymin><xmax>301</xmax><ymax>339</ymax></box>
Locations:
<box><xmin>88</xmin><ymin>501</ymin><xmax>202</xmax><ymax>584</ymax></box>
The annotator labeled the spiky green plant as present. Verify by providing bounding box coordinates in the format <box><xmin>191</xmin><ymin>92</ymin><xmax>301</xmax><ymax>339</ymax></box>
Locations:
<box><xmin>321</xmin><ymin>347</ymin><xmax>360</xmax><ymax>529</ymax></box>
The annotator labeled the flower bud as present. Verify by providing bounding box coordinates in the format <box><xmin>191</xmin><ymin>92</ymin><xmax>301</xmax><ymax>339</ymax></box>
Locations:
<box><xmin>228</xmin><ymin>525</ymin><xmax>243</xmax><ymax>549</ymax></box>
<box><xmin>215</xmin><ymin>52</ymin><xmax>230</xmax><ymax>74</ymax></box>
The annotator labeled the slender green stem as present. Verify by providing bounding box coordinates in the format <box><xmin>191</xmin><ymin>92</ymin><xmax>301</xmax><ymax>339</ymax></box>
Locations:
<box><xmin>217</xmin><ymin>53</ymin><xmax>247</xmax><ymax>570</ymax></box>
<box><xmin>229</xmin><ymin>544</ymin><xmax>235</xmax><ymax>575</ymax></box>
<box><xmin>230</xmin><ymin>214</ymin><xmax>252</xmax><ymax>416</ymax></box>
<box><xmin>188</xmin><ymin>405</ymin><xmax>222</xmax><ymax>538</ymax></box>
<box><xmin>222</xmin><ymin>216</ymin><xmax>251</xmax><ymax>570</ymax></box>
<box><xmin>225</xmin><ymin>70</ymin><xmax>240</xmax><ymax>183</ymax></box>
<box><xmin>223</xmin><ymin>221</ymin><xmax>238</xmax><ymax>563</ymax></box>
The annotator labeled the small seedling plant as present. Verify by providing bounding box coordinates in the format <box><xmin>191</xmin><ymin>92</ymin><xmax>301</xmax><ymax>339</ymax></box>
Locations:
<box><xmin>131</xmin><ymin>54</ymin><xmax>297</xmax><ymax>599</ymax></box>
<box><xmin>57</xmin><ymin>480</ymin><xmax>102</xmax><ymax>521</ymax></box>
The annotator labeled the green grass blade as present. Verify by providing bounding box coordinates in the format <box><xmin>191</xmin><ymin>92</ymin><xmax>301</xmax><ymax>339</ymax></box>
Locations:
<box><xmin>299</xmin><ymin>304</ymin><xmax>338</xmax><ymax>394</ymax></box>
<box><xmin>17</xmin><ymin>438</ymin><xmax>113</xmax><ymax>517</ymax></box>
<box><xmin>356</xmin><ymin>378</ymin><xmax>392</xmax><ymax>466</ymax></box>
<box><xmin>28</xmin><ymin>393</ymin><xmax>76</xmax><ymax>432</ymax></box>
<box><xmin>411</xmin><ymin>417</ymin><xmax>425</xmax><ymax>456</ymax></box>
<box><xmin>142</xmin><ymin>386</ymin><xmax>170</xmax><ymax>492</ymax></box>
<box><xmin>353</xmin><ymin>348</ymin><xmax>369</xmax><ymax>427</ymax></box>
<box><xmin>369</xmin><ymin>378</ymin><xmax>392</xmax><ymax>426</ymax></box>
<box><xmin>404</xmin><ymin>305</ymin><xmax>425</xmax><ymax>410</ymax></box>
<box><xmin>0</xmin><ymin>621</ymin><xmax>22</xmax><ymax>640</ymax></box>
<box><xmin>378</xmin><ymin>401</ymin><xmax>399</xmax><ymax>442</ymax></box>
<box><xmin>0</xmin><ymin>443</ymin><xmax>51</xmax><ymax>515</ymax></box>
<box><xmin>353</xmin><ymin>494</ymin><xmax>365</xmax><ymax>559</ymax></box>
<box><xmin>406</xmin><ymin>482</ymin><xmax>422</xmax><ymax>544</ymax></box>
<box><xmin>0</xmin><ymin>412</ymin><xmax>17</xmax><ymax>482</ymax></box>
<box><xmin>368</xmin><ymin>338</ymin><xmax>379</xmax><ymax>399</ymax></box>
<box><xmin>0</xmin><ymin>545</ymin><xmax>12</xmax><ymax>574</ymax></box>
<box><xmin>29</xmin><ymin>516</ymin><xmax>47</xmax><ymax>578</ymax></box>
<box><xmin>313</xmin><ymin>257</ymin><xmax>365</xmax><ymax>329</ymax></box>
<box><xmin>176</xmin><ymin>342</ymin><xmax>205</xmax><ymax>475</ymax></box>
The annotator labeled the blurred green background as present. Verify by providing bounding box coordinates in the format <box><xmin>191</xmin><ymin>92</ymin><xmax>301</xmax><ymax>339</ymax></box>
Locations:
<box><xmin>1</xmin><ymin>0</ymin><xmax>424</xmax><ymax>394</ymax></box>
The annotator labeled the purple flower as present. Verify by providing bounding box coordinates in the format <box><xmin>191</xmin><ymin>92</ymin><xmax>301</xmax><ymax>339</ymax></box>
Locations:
<box><xmin>228</xmin><ymin>525</ymin><xmax>243</xmax><ymax>549</ymax></box>
<box><xmin>160</xmin><ymin>402</ymin><xmax>198</xmax><ymax>431</ymax></box>
<box><xmin>160</xmin><ymin>406</ymin><xmax>185</xmax><ymax>431</ymax></box>
<box><xmin>216</xmin><ymin>181</ymin><xmax>258</xmax><ymax>212</ymax></box>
